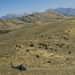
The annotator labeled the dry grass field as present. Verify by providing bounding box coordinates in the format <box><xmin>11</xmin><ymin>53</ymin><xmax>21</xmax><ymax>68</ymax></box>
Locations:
<box><xmin>0</xmin><ymin>12</ymin><xmax>75</xmax><ymax>75</ymax></box>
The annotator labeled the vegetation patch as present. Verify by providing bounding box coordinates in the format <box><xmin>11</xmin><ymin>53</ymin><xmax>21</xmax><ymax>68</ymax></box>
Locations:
<box><xmin>0</xmin><ymin>30</ymin><xmax>12</xmax><ymax>34</ymax></box>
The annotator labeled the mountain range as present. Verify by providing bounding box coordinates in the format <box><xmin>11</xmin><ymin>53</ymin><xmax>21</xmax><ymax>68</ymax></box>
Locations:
<box><xmin>1</xmin><ymin>8</ymin><xmax>75</xmax><ymax>19</ymax></box>
<box><xmin>46</xmin><ymin>7</ymin><xmax>75</xmax><ymax>16</ymax></box>
<box><xmin>1</xmin><ymin>13</ymin><xmax>28</xmax><ymax>19</ymax></box>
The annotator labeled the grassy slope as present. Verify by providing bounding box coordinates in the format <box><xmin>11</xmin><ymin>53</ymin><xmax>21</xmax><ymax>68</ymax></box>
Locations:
<box><xmin>0</xmin><ymin>18</ymin><xmax>75</xmax><ymax>75</ymax></box>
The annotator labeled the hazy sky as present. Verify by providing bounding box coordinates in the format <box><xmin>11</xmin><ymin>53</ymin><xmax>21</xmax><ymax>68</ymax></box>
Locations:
<box><xmin>0</xmin><ymin>0</ymin><xmax>75</xmax><ymax>16</ymax></box>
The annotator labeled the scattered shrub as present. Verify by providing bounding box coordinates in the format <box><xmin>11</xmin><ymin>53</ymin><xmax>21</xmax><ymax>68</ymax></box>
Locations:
<box><xmin>55</xmin><ymin>50</ymin><xmax>57</xmax><ymax>51</ymax></box>
<box><xmin>59</xmin><ymin>45</ymin><xmax>62</xmax><ymax>48</ymax></box>
<box><xmin>36</xmin><ymin>55</ymin><xmax>40</xmax><ymax>58</ymax></box>
<box><xmin>30</xmin><ymin>43</ymin><xmax>34</xmax><ymax>47</ymax></box>
<box><xmin>48</xmin><ymin>37</ymin><xmax>50</xmax><ymax>39</ymax></box>
<box><xmin>19</xmin><ymin>46</ymin><xmax>21</xmax><ymax>48</ymax></box>
<box><xmin>39</xmin><ymin>43</ymin><xmax>42</xmax><ymax>45</ymax></box>
<box><xmin>45</xmin><ymin>46</ymin><xmax>48</xmax><ymax>49</ymax></box>
<box><xmin>51</xmin><ymin>55</ymin><xmax>54</xmax><ymax>57</ymax></box>
<box><xmin>61</xmin><ymin>43</ymin><xmax>64</xmax><ymax>46</ymax></box>
<box><xmin>66</xmin><ymin>58</ymin><xmax>69</xmax><ymax>60</ymax></box>
<box><xmin>41</xmin><ymin>36</ymin><xmax>43</xmax><ymax>38</ymax></box>
<box><xmin>16</xmin><ymin>45</ymin><xmax>21</xmax><ymax>48</ymax></box>
<box><xmin>68</xmin><ymin>30</ymin><xmax>70</xmax><ymax>32</ymax></box>
<box><xmin>50</xmin><ymin>48</ymin><xmax>53</xmax><ymax>50</ymax></box>
<box><xmin>35</xmin><ymin>33</ymin><xmax>37</xmax><ymax>35</ymax></box>
<box><xmin>30</xmin><ymin>42</ymin><xmax>32</xmax><ymax>43</ymax></box>
<box><xmin>44</xmin><ymin>44</ymin><xmax>48</xmax><ymax>49</ymax></box>
<box><xmin>47</xmin><ymin>60</ymin><xmax>51</xmax><ymax>63</ymax></box>
<box><xmin>68</xmin><ymin>51</ymin><xmax>71</xmax><ymax>54</ymax></box>
<box><xmin>16</xmin><ymin>45</ymin><xmax>18</xmax><ymax>47</ymax></box>
<box><xmin>26</xmin><ymin>49</ymin><xmax>29</xmax><ymax>52</ymax></box>
<box><xmin>39</xmin><ymin>47</ymin><xmax>41</xmax><ymax>48</ymax></box>
<box><xmin>55</xmin><ymin>44</ymin><xmax>62</xmax><ymax>48</ymax></box>
<box><xmin>67</xmin><ymin>45</ymin><xmax>69</xmax><ymax>49</ymax></box>
<box><xmin>63</xmin><ymin>37</ymin><xmax>69</xmax><ymax>40</ymax></box>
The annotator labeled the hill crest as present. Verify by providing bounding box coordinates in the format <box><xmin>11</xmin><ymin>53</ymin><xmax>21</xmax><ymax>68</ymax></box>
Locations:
<box><xmin>21</xmin><ymin>12</ymin><xmax>68</xmax><ymax>22</ymax></box>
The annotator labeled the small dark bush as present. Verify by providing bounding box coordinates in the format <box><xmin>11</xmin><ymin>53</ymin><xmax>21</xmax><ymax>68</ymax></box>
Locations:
<box><xmin>39</xmin><ymin>47</ymin><xmax>41</xmax><ymax>48</ymax></box>
<box><xmin>16</xmin><ymin>45</ymin><xmax>18</xmax><ymax>47</ymax></box>
<box><xmin>35</xmin><ymin>33</ymin><xmax>37</xmax><ymax>35</ymax></box>
<box><xmin>50</xmin><ymin>48</ymin><xmax>53</xmax><ymax>50</ymax></box>
<box><xmin>48</xmin><ymin>37</ymin><xmax>50</xmax><ymax>39</ymax></box>
<box><xmin>59</xmin><ymin>45</ymin><xmax>62</xmax><ymax>48</ymax></box>
<box><xmin>48</xmin><ymin>42</ymin><xmax>50</xmax><ymax>43</ymax></box>
<box><xmin>61</xmin><ymin>43</ymin><xmax>64</xmax><ymax>46</ymax></box>
<box><xmin>41</xmin><ymin>36</ymin><xmax>43</xmax><ymax>38</ymax></box>
<box><xmin>55</xmin><ymin>50</ymin><xmax>57</xmax><ymax>51</ymax></box>
<box><xmin>56</xmin><ymin>44</ymin><xmax>62</xmax><ymax>48</ymax></box>
<box><xmin>45</xmin><ymin>47</ymin><xmax>48</xmax><ymax>49</ymax></box>
<box><xmin>63</xmin><ymin>37</ymin><xmax>69</xmax><ymax>40</ymax></box>
<box><xmin>39</xmin><ymin>43</ymin><xmax>42</xmax><ymax>45</ymax></box>
<box><xmin>68</xmin><ymin>30</ymin><xmax>70</xmax><ymax>32</ymax></box>
<box><xmin>36</xmin><ymin>55</ymin><xmax>40</xmax><ymax>58</ymax></box>
<box><xmin>51</xmin><ymin>55</ymin><xmax>54</xmax><ymax>57</ymax></box>
<box><xmin>66</xmin><ymin>58</ymin><xmax>69</xmax><ymax>60</ymax></box>
<box><xmin>30</xmin><ymin>42</ymin><xmax>32</xmax><ymax>43</ymax></box>
<box><xmin>47</xmin><ymin>60</ymin><xmax>51</xmax><ymax>63</ymax></box>
<box><xmin>26</xmin><ymin>49</ymin><xmax>29</xmax><ymax>52</ymax></box>
<box><xmin>30</xmin><ymin>43</ymin><xmax>34</xmax><ymax>47</ymax></box>
<box><xmin>19</xmin><ymin>46</ymin><xmax>21</xmax><ymax>48</ymax></box>
<box><xmin>67</xmin><ymin>45</ymin><xmax>69</xmax><ymax>49</ymax></box>
<box><xmin>68</xmin><ymin>51</ymin><xmax>71</xmax><ymax>54</ymax></box>
<box><xmin>45</xmin><ymin>45</ymin><xmax>48</xmax><ymax>49</ymax></box>
<box><xmin>16</xmin><ymin>45</ymin><xmax>21</xmax><ymax>48</ymax></box>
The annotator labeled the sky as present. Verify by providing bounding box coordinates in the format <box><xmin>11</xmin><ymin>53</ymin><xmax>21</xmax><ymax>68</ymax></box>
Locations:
<box><xmin>0</xmin><ymin>0</ymin><xmax>75</xmax><ymax>17</ymax></box>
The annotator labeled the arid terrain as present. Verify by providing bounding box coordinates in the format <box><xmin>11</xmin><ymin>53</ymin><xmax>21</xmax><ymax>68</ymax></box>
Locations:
<box><xmin>0</xmin><ymin>12</ymin><xmax>75</xmax><ymax>75</ymax></box>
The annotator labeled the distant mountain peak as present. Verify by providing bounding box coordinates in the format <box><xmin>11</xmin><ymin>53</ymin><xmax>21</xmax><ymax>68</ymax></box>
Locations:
<box><xmin>1</xmin><ymin>13</ymin><xmax>28</xmax><ymax>19</ymax></box>
<box><xmin>46</xmin><ymin>7</ymin><xmax>75</xmax><ymax>16</ymax></box>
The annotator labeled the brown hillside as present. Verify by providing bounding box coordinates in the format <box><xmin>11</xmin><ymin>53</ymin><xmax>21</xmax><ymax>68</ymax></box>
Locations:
<box><xmin>21</xmin><ymin>12</ymin><xmax>68</xmax><ymax>22</ymax></box>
